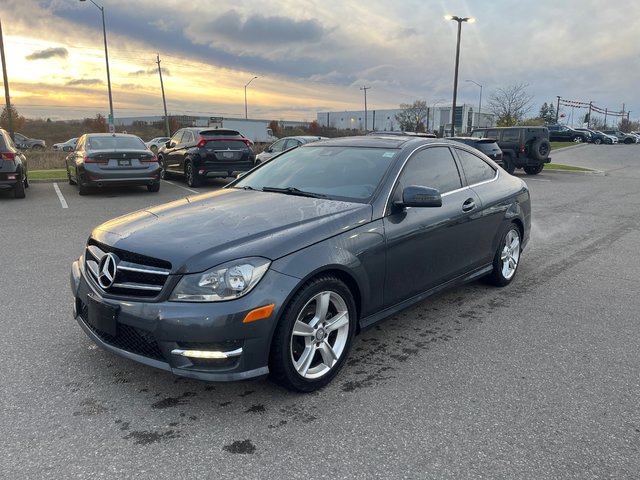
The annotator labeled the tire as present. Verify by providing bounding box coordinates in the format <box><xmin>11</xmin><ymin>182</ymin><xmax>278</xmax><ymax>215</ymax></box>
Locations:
<box><xmin>530</xmin><ymin>138</ymin><xmax>551</xmax><ymax>162</ymax></box>
<box><xmin>593</xmin><ymin>138</ymin><xmax>602</xmax><ymax>145</ymax></box>
<box><xmin>77</xmin><ymin>169</ymin><xmax>90</xmax><ymax>195</ymax></box>
<box><xmin>523</xmin><ymin>165</ymin><xmax>544</xmax><ymax>175</ymax></box>
<box><xmin>24</xmin><ymin>175</ymin><xmax>29</xmax><ymax>188</ymax></box>
<box><xmin>269</xmin><ymin>276</ymin><xmax>357</xmax><ymax>392</ymax></box>
<box><xmin>147</xmin><ymin>181</ymin><xmax>160</xmax><ymax>192</ymax></box>
<box><xmin>14</xmin><ymin>177</ymin><xmax>26</xmax><ymax>199</ymax></box>
<box><xmin>624</xmin><ymin>138</ymin><xmax>633</xmax><ymax>144</ymax></box>
<box><xmin>572</xmin><ymin>136</ymin><xmax>583</xmax><ymax>143</ymax></box>
<box><xmin>67</xmin><ymin>168</ymin><xmax>77</xmax><ymax>185</ymax></box>
<box><xmin>158</xmin><ymin>157</ymin><xmax>167</xmax><ymax>179</ymax></box>
<box><xmin>485</xmin><ymin>224</ymin><xmax>521</xmax><ymax>287</ymax></box>
<box><xmin>185</xmin><ymin>161</ymin><xmax>201</xmax><ymax>187</ymax></box>
<box><xmin>502</xmin><ymin>154</ymin><xmax>516</xmax><ymax>174</ymax></box>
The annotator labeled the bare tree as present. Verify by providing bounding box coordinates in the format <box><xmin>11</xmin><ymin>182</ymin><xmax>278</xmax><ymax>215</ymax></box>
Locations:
<box><xmin>394</xmin><ymin>100</ymin><xmax>428</xmax><ymax>132</ymax></box>
<box><xmin>488</xmin><ymin>83</ymin><xmax>534</xmax><ymax>126</ymax></box>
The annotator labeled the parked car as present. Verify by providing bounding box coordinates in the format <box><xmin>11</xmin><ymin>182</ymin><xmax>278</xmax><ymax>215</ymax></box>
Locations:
<box><xmin>145</xmin><ymin>136</ymin><xmax>170</xmax><ymax>153</ymax></box>
<box><xmin>574</xmin><ymin>129</ymin><xmax>609</xmax><ymax>145</ymax></box>
<box><xmin>368</xmin><ymin>131</ymin><xmax>437</xmax><ymax>138</ymax></box>
<box><xmin>471</xmin><ymin>126</ymin><xmax>550</xmax><ymax>175</ymax></box>
<box><xmin>602</xmin><ymin>130</ymin><xmax>637</xmax><ymax>144</ymax></box>
<box><xmin>547</xmin><ymin>124</ymin><xmax>591</xmax><ymax>143</ymax></box>
<box><xmin>13</xmin><ymin>132</ymin><xmax>46</xmax><ymax>150</ymax></box>
<box><xmin>0</xmin><ymin>128</ymin><xmax>29</xmax><ymax>198</ymax></box>
<box><xmin>256</xmin><ymin>135</ymin><xmax>328</xmax><ymax>164</ymax></box>
<box><xmin>53</xmin><ymin>137</ymin><xmax>78</xmax><ymax>151</ymax></box>
<box><xmin>70</xmin><ymin>136</ymin><xmax>531</xmax><ymax>392</ymax></box>
<box><xmin>65</xmin><ymin>133</ymin><xmax>161</xmax><ymax>195</ymax></box>
<box><xmin>449</xmin><ymin>137</ymin><xmax>503</xmax><ymax>167</ymax></box>
<box><xmin>157</xmin><ymin>128</ymin><xmax>255</xmax><ymax>186</ymax></box>
<box><xmin>597</xmin><ymin>131</ymin><xmax>618</xmax><ymax>144</ymax></box>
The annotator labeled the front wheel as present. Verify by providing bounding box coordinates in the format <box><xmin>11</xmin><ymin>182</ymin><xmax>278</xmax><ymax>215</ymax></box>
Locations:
<box><xmin>523</xmin><ymin>165</ymin><xmax>543</xmax><ymax>175</ymax></box>
<box><xmin>485</xmin><ymin>224</ymin><xmax>521</xmax><ymax>287</ymax></box>
<box><xmin>269</xmin><ymin>276</ymin><xmax>356</xmax><ymax>392</ymax></box>
<box><xmin>14</xmin><ymin>177</ymin><xmax>26</xmax><ymax>199</ymax></box>
<box><xmin>593</xmin><ymin>138</ymin><xmax>602</xmax><ymax>145</ymax></box>
<box><xmin>573</xmin><ymin>136</ymin><xmax>583</xmax><ymax>143</ymax></box>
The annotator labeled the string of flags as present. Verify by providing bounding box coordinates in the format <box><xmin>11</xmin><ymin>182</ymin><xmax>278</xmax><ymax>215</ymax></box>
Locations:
<box><xmin>558</xmin><ymin>98</ymin><xmax>626</xmax><ymax>117</ymax></box>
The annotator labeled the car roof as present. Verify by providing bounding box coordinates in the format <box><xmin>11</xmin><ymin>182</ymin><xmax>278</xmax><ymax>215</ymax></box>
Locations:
<box><xmin>304</xmin><ymin>135</ymin><xmax>449</xmax><ymax>149</ymax></box>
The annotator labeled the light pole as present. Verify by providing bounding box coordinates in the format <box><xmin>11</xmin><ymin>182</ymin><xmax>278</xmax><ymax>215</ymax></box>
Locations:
<box><xmin>360</xmin><ymin>86</ymin><xmax>371</xmax><ymax>131</ymax></box>
<box><xmin>244</xmin><ymin>76</ymin><xmax>258</xmax><ymax>119</ymax></box>
<box><xmin>445</xmin><ymin>15</ymin><xmax>475</xmax><ymax>137</ymax></box>
<box><xmin>466</xmin><ymin>79</ymin><xmax>482</xmax><ymax>128</ymax></box>
<box><xmin>80</xmin><ymin>0</ymin><xmax>114</xmax><ymax>132</ymax></box>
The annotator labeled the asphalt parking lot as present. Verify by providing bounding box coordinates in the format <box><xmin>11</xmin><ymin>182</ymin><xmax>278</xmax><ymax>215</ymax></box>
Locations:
<box><xmin>1</xmin><ymin>145</ymin><xmax>639</xmax><ymax>479</ymax></box>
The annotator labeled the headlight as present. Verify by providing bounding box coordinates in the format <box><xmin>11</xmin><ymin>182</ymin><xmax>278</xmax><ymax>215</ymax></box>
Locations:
<box><xmin>170</xmin><ymin>257</ymin><xmax>271</xmax><ymax>302</ymax></box>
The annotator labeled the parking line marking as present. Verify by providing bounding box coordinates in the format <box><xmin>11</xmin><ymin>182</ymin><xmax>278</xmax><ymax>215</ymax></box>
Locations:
<box><xmin>53</xmin><ymin>183</ymin><xmax>69</xmax><ymax>209</ymax></box>
<box><xmin>162</xmin><ymin>180</ymin><xmax>199</xmax><ymax>194</ymax></box>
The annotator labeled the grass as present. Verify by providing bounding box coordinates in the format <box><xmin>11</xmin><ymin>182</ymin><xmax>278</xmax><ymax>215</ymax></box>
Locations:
<box><xmin>30</xmin><ymin>169</ymin><xmax>67</xmax><ymax>180</ymax></box>
<box><xmin>544</xmin><ymin>163</ymin><xmax>592</xmax><ymax>172</ymax></box>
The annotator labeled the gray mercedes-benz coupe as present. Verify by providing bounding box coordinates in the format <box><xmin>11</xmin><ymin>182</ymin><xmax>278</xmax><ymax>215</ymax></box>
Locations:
<box><xmin>70</xmin><ymin>135</ymin><xmax>531</xmax><ymax>392</ymax></box>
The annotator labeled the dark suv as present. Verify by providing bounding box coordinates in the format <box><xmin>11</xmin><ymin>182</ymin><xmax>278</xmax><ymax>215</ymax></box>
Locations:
<box><xmin>470</xmin><ymin>126</ymin><xmax>550</xmax><ymax>175</ymax></box>
<box><xmin>158</xmin><ymin>128</ymin><xmax>256</xmax><ymax>187</ymax></box>
<box><xmin>449</xmin><ymin>137</ymin><xmax>503</xmax><ymax>166</ymax></box>
<box><xmin>0</xmin><ymin>128</ymin><xmax>29</xmax><ymax>198</ymax></box>
<box><xmin>547</xmin><ymin>124</ymin><xmax>591</xmax><ymax>143</ymax></box>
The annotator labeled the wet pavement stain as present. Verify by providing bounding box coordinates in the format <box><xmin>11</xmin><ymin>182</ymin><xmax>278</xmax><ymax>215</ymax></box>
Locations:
<box><xmin>223</xmin><ymin>439</ymin><xmax>256</xmax><ymax>454</ymax></box>
<box><xmin>124</xmin><ymin>430</ymin><xmax>180</xmax><ymax>445</ymax></box>
<box><xmin>245</xmin><ymin>404</ymin><xmax>266</xmax><ymax>414</ymax></box>
<box><xmin>238</xmin><ymin>390</ymin><xmax>255</xmax><ymax>397</ymax></box>
<box><xmin>268</xmin><ymin>420</ymin><xmax>288</xmax><ymax>429</ymax></box>
<box><xmin>151</xmin><ymin>391</ymin><xmax>197</xmax><ymax>409</ymax></box>
<box><xmin>115</xmin><ymin>420</ymin><xmax>130</xmax><ymax>431</ymax></box>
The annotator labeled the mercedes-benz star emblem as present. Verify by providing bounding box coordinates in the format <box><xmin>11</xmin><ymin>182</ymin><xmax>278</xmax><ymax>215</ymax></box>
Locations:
<box><xmin>97</xmin><ymin>253</ymin><xmax>118</xmax><ymax>290</ymax></box>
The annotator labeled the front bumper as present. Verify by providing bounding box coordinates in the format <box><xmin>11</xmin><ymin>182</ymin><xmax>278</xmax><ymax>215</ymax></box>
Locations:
<box><xmin>70</xmin><ymin>258</ymin><xmax>299</xmax><ymax>382</ymax></box>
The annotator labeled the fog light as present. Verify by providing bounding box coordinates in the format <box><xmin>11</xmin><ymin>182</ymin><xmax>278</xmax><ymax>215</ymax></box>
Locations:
<box><xmin>199</xmin><ymin>169</ymin><xmax>205</xmax><ymax>175</ymax></box>
<box><xmin>171</xmin><ymin>348</ymin><xmax>242</xmax><ymax>359</ymax></box>
<box><xmin>7</xmin><ymin>174</ymin><xmax>16</xmax><ymax>180</ymax></box>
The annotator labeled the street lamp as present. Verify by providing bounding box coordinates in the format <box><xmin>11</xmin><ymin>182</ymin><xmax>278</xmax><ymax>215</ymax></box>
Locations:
<box><xmin>445</xmin><ymin>15</ymin><xmax>475</xmax><ymax>137</ymax></box>
<box><xmin>80</xmin><ymin>0</ymin><xmax>114</xmax><ymax>132</ymax></box>
<box><xmin>466</xmin><ymin>79</ymin><xmax>483</xmax><ymax>127</ymax></box>
<box><xmin>244</xmin><ymin>76</ymin><xmax>258</xmax><ymax>119</ymax></box>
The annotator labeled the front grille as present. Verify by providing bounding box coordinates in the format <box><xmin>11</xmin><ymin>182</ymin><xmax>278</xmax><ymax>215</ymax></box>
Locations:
<box><xmin>85</xmin><ymin>239</ymin><xmax>171</xmax><ymax>298</ymax></box>
<box><xmin>78</xmin><ymin>298</ymin><xmax>164</xmax><ymax>361</ymax></box>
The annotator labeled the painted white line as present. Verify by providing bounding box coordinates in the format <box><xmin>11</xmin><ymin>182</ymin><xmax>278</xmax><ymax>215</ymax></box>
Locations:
<box><xmin>53</xmin><ymin>182</ymin><xmax>69</xmax><ymax>209</ymax></box>
<box><xmin>162</xmin><ymin>180</ymin><xmax>199</xmax><ymax>194</ymax></box>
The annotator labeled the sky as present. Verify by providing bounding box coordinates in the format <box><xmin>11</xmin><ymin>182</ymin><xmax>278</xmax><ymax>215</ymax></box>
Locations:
<box><xmin>1</xmin><ymin>0</ymin><xmax>638</xmax><ymax>124</ymax></box>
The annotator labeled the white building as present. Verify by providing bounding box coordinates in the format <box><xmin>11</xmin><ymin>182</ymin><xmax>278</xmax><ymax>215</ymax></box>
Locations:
<box><xmin>317</xmin><ymin>105</ymin><xmax>494</xmax><ymax>135</ymax></box>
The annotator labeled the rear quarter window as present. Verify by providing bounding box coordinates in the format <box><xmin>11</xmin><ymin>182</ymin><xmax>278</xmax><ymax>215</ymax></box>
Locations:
<box><xmin>455</xmin><ymin>148</ymin><xmax>496</xmax><ymax>185</ymax></box>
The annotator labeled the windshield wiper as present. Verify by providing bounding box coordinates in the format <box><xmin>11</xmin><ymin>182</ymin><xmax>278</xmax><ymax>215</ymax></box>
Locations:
<box><xmin>262</xmin><ymin>186</ymin><xmax>327</xmax><ymax>199</ymax></box>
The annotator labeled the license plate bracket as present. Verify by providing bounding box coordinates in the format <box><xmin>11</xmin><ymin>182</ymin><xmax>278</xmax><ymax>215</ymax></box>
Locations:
<box><xmin>118</xmin><ymin>159</ymin><xmax>131</xmax><ymax>166</ymax></box>
<box><xmin>86</xmin><ymin>293</ymin><xmax>119</xmax><ymax>336</ymax></box>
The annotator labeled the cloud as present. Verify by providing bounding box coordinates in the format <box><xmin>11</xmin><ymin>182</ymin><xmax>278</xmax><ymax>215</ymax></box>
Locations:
<box><xmin>129</xmin><ymin>67</ymin><xmax>171</xmax><ymax>77</ymax></box>
<box><xmin>66</xmin><ymin>78</ymin><xmax>104</xmax><ymax>87</ymax></box>
<box><xmin>25</xmin><ymin>47</ymin><xmax>69</xmax><ymax>61</ymax></box>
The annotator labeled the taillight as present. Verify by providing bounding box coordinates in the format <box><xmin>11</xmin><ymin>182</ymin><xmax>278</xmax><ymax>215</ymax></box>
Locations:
<box><xmin>519</xmin><ymin>145</ymin><xmax>526</xmax><ymax>153</ymax></box>
<box><xmin>1</xmin><ymin>151</ymin><xmax>16</xmax><ymax>161</ymax></box>
<box><xmin>141</xmin><ymin>154</ymin><xmax>158</xmax><ymax>163</ymax></box>
<box><xmin>84</xmin><ymin>154</ymin><xmax>107</xmax><ymax>164</ymax></box>
<box><xmin>196</xmin><ymin>136</ymin><xmax>208</xmax><ymax>148</ymax></box>
<box><xmin>242</xmin><ymin>139</ymin><xmax>253</xmax><ymax>147</ymax></box>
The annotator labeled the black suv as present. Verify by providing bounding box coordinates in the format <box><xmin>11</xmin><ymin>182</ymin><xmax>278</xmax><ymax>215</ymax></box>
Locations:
<box><xmin>547</xmin><ymin>124</ymin><xmax>591</xmax><ymax>143</ymax></box>
<box><xmin>0</xmin><ymin>128</ymin><xmax>29</xmax><ymax>198</ymax></box>
<box><xmin>158</xmin><ymin>128</ymin><xmax>256</xmax><ymax>187</ymax></box>
<box><xmin>449</xmin><ymin>137</ymin><xmax>503</xmax><ymax>166</ymax></box>
<box><xmin>470</xmin><ymin>126</ymin><xmax>550</xmax><ymax>175</ymax></box>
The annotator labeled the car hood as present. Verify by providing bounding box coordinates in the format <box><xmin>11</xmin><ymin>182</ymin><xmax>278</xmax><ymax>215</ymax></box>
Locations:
<box><xmin>92</xmin><ymin>189</ymin><xmax>373</xmax><ymax>274</ymax></box>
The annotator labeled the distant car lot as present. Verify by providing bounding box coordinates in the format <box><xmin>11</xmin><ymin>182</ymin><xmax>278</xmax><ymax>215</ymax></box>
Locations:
<box><xmin>2</xmin><ymin>143</ymin><xmax>640</xmax><ymax>478</ymax></box>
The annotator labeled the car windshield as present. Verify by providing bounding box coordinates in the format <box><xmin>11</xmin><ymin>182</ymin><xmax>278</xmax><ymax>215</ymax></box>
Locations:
<box><xmin>233</xmin><ymin>145</ymin><xmax>398</xmax><ymax>203</ymax></box>
<box><xmin>87</xmin><ymin>136</ymin><xmax>146</xmax><ymax>150</ymax></box>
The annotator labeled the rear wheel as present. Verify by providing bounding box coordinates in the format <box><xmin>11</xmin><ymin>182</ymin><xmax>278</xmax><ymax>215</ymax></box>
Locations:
<box><xmin>147</xmin><ymin>181</ymin><xmax>160</xmax><ymax>192</ymax></box>
<box><xmin>14</xmin><ymin>176</ymin><xmax>26</xmax><ymax>199</ymax></box>
<box><xmin>523</xmin><ymin>165</ymin><xmax>543</xmax><ymax>175</ymax></box>
<box><xmin>269</xmin><ymin>276</ymin><xmax>356</xmax><ymax>392</ymax></box>
<box><xmin>67</xmin><ymin>168</ymin><xmax>77</xmax><ymax>185</ymax></box>
<box><xmin>77</xmin><ymin>169</ymin><xmax>90</xmax><ymax>195</ymax></box>
<box><xmin>572</xmin><ymin>136</ymin><xmax>583</xmax><ymax>143</ymax></box>
<box><xmin>185</xmin><ymin>161</ymin><xmax>201</xmax><ymax>187</ymax></box>
<box><xmin>624</xmin><ymin>138</ymin><xmax>634</xmax><ymax>144</ymax></box>
<box><xmin>485</xmin><ymin>224</ymin><xmax>521</xmax><ymax>287</ymax></box>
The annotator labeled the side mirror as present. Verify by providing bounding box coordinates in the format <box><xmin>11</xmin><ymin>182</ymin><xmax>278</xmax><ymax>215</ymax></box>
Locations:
<box><xmin>166</xmin><ymin>141</ymin><xmax>174</xmax><ymax>148</ymax></box>
<box><xmin>394</xmin><ymin>186</ymin><xmax>442</xmax><ymax>209</ymax></box>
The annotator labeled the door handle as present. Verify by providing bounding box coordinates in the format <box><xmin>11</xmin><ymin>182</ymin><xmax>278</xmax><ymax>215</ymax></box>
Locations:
<box><xmin>462</xmin><ymin>198</ymin><xmax>476</xmax><ymax>212</ymax></box>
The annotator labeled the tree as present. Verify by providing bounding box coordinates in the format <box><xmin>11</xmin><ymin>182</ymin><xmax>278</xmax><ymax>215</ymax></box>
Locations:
<box><xmin>394</xmin><ymin>100</ymin><xmax>428</xmax><ymax>132</ymax></box>
<box><xmin>488</xmin><ymin>83</ymin><xmax>534</xmax><ymax>126</ymax></box>
<box><xmin>0</xmin><ymin>105</ymin><xmax>26</xmax><ymax>131</ymax></box>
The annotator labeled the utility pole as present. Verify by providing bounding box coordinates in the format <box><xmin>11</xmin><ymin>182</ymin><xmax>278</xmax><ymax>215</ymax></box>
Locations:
<box><xmin>556</xmin><ymin>96</ymin><xmax>561</xmax><ymax>124</ymax></box>
<box><xmin>0</xmin><ymin>19</ymin><xmax>14</xmax><ymax>140</ymax></box>
<box><xmin>360</xmin><ymin>86</ymin><xmax>371</xmax><ymax>132</ymax></box>
<box><xmin>587</xmin><ymin>101</ymin><xmax>592</xmax><ymax>128</ymax></box>
<box><xmin>156</xmin><ymin>54</ymin><xmax>170</xmax><ymax>137</ymax></box>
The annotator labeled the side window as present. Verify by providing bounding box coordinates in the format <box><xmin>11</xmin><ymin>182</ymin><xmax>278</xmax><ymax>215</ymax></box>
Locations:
<box><xmin>181</xmin><ymin>131</ymin><xmax>194</xmax><ymax>144</ymax></box>
<box><xmin>14</xmin><ymin>133</ymin><xmax>26</xmax><ymax>142</ymax></box>
<box><xmin>398</xmin><ymin>146</ymin><xmax>462</xmax><ymax>194</ymax></box>
<box><xmin>284</xmin><ymin>139</ymin><xmax>301</xmax><ymax>149</ymax></box>
<box><xmin>271</xmin><ymin>139</ymin><xmax>287</xmax><ymax>153</ymax></box>
<box><xmin>502</xmin><ymin>129</ymin><xmax>520</xmax><ymax>142</ymax></box>
<box><xmin>486</xmin><ymin>129</ymin><xmax>499</xmax><ymax>139</ymax></box>
<box><xmin>455</xmin><ymin>148</ymin><xmax>496</xmax><ymax>185</ymax></box>
<box><xmin>170</xmin><ymin>130</ymin><xmax>184</xmax><ymax>145</ymax></box>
